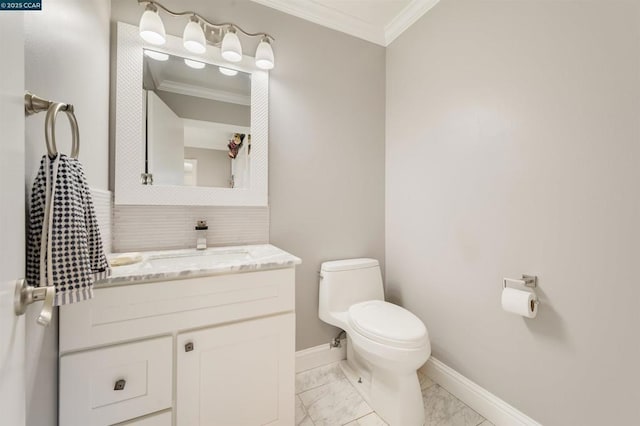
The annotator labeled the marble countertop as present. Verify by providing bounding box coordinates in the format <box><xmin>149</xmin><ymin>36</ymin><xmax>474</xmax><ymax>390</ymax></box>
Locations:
<box><xmin>98</xmin><ymin>244</ymin><xmax>301</xmax><ymax>287</ymax></box>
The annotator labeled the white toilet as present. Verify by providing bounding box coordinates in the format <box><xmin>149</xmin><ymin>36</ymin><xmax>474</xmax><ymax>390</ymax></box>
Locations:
<box><xmin>318</xmin><ymin>258</ymin><xmax>431</xmax><ymax>426</ymax></box>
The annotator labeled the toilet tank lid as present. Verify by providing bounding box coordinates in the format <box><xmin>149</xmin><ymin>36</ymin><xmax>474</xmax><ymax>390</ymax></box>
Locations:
<box><xmin>321</xmin><ymin>258</ymin><xmax>379</xmax><ymax>272</ymax></box>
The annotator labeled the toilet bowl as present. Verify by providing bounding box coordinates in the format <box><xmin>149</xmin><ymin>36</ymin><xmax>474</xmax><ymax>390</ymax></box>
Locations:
<box><xmin>318</xmin><ymin>258</ymin><xmax>431</xmax><ymax>426</ymax></box>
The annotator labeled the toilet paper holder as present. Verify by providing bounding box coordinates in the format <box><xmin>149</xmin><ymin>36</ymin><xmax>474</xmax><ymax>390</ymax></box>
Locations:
<box><xmin>503</xmin><ymin>275</ymin><xmax>537</xmax><ymax>289</ymax></box>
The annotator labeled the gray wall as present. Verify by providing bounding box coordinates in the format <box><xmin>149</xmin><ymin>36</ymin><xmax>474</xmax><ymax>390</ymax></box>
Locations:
<box><xmin>386</xmin><ymin>1</ymin><xmax>640</xmax><ymax>425</ymax></box>
<box><xmin>111</xmin><ymin>0</ymin><xmax>386</xmax><ymax>350</ymax></box>
<box><xmin>24</xmin><ymin>1</ymin><xmax>111</xmax><ymax>425</ymax></box>
<box><xmin>184</xmin><ymin>147</ymin><xmax>232</xmax><ymax>187</ymax></box>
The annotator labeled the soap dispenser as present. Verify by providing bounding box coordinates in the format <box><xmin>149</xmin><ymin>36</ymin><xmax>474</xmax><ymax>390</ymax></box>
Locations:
<box><xmin>195</xmin><ymin>220</ymin><xmax>208</xmax><ymax>250</ymax></box>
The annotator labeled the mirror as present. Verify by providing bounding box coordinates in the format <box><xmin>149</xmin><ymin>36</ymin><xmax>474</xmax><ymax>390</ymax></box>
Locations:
<box><xmin>114</xmin><ymin>22</ymin><xmax>268</xmax><ymax>206</ymax></box>
<box><xmin>143</xmin><ymin>51</ymin><xmax>251</xmax><ymax>188</ymax></box>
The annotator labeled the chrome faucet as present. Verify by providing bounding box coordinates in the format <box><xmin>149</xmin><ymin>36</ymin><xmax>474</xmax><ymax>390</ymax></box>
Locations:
<box><xmin>195</xmin><ymin>220</ymin><xmax>208</xmax><ymax>250</ymax></box>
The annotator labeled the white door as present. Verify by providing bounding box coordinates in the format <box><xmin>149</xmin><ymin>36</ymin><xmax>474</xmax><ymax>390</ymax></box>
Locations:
<box><xmin>0</xmin><ymin>12</ymin><xmax>26</xmax><ymax>426</ymax></box>
<box><xmin>176</xmin><ymin>314</ymin><xmax>295</xmax><ymax>425</ymax></box>
<box><xmin>147</xmin><ymin>91</ymin><xmax>184</xmax><ymax>185</ymax></box>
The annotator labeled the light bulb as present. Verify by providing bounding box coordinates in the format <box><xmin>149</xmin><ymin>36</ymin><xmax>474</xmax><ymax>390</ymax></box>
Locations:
<box><xmin>144</xmin><ymin>49</ymin><xmax>169</xmax><ymax>61</ymax></box>
<box><xmin>219</xmin><ymin>67</ymin><xmax>238</xmax><ymax>76</ymax></box>
<box><xmin>139</xmin><ymin>5</ymin><xmax>166</xmax><ymax>45</ymax></box>
<box><xmin>255</xmin><ymin>37</ymin><xmax>274</xmax><ymax>70</ymax></box>
<box><xmin>184</xmin><ymin>58</ymin><xmax>206</xmax><ymax>69</ymax></box>
<box><xmin>183</xmin><ymin>16</ymin><xmax>206</xmax><ymax>54</ymax></box>
<box><xmin>221</xmin><ymin>27</ymin><xmax>242</xmax><ymax>62</ymax></box>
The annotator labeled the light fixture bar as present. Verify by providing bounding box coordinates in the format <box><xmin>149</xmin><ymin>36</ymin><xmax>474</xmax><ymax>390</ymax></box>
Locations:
<box><xmin>137</xmin><ymin>0</ymin><xmax>275</xmax><ymax>41</ymax></box>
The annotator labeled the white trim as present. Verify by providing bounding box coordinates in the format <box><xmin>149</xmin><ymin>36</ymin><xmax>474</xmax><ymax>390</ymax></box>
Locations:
<box><xmin>422</xmin><ymin>357</ymin><xmax>541</xmax><ymax>426</ymax></box>
<box><xmin>250</xmin><ymin>0</ymin><xmax>386</xmax><ymax>46</ymax></box>
<box><xmin>250</xmin><ymin>0</ymin><xmax>440</xmax><ymax>47</ymax></box>
<box><xmin>295</xmin><ymin>341</ymin><xmax>346</xmax><ymax>373</ymax></box>
<box><xmin>294</xmin><ymin>344</ymin><xmax>540</xmax><ymax>425</ymax></box>
<box><xmin>156</xmin><ymin>80</ymin><xmax>251</xmax><ymax>106</ymax></box>
<box><xmin>384</xmin><ymin>0</ymin><xmax>441</xmax><ymax>45</ymax></box>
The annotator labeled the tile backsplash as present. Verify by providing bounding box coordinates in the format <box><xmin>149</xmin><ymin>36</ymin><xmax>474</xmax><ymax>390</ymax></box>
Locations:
<box><xmin>112</xmin><ymin>205</ymin><xmax>269</xmax><ymax>253</ymax></box>
<box><xmin>92</xmin><ymin>188</ymin><xmax>112</xmax><ymax>254</ymax></box>
<box><xmin>89</xmin><ymin>189</ymin><xmax>269</xmax><ymax>253</ymax></box>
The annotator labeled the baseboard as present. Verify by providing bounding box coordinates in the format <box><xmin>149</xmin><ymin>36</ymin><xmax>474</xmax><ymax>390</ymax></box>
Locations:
<box><xmin>422</xmin><ymin>357</ymin><xmax>541</xmax><ymax>426</ymax></box>
<box><xmin>295</xmin><ymin>343</ymin><xmax>539</xmax><ymax>425</ymax></box>
<box><xmin>295</xmin><ymin>340</ymin><xmax>346</xmax><ymax>373</ymax></box>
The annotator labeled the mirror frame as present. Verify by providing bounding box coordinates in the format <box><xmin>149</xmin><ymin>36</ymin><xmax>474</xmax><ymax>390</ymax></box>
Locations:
<box><xmin>114</xmin><ymin>22</ymin><xmax>268</xmax><ymax>206</ymax></box>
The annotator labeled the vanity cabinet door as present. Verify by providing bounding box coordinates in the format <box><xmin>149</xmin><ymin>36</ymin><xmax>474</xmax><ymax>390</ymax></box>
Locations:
<box><xmin>176</xmin><ymin>314</ymin><xmax>295</xmax><ymax>425</ymax></box>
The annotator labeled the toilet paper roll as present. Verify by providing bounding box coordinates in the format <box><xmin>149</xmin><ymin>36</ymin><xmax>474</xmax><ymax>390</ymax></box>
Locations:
<box><xmin>501</xmin><ymin>287</ymin><xmax>538</xmax><ymax>318</ymax></box>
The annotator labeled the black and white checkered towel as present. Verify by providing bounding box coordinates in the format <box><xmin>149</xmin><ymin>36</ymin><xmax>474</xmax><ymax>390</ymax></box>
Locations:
<box><xmin>27</xmin><ymin>154</ymin><xmax>109</xmax><ymax>306</ymax></box>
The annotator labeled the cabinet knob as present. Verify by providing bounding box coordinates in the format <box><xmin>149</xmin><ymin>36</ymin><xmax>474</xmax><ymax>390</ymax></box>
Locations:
<box><xmin>185</xmin><ymin>342</ymin><xmax>194</xmax><ymax>352</ymax></box>
<box><xmin>114</xmin><ymin>379</ymin><xmax>126</xmax><ymax>391</ymax></box>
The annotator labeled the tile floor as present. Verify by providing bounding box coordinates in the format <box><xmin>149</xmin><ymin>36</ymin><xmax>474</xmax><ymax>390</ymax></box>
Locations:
<box><xmin>295</xmin><ymin>362</ymin><xmax>492</xmax><ymax>426</ymax></box>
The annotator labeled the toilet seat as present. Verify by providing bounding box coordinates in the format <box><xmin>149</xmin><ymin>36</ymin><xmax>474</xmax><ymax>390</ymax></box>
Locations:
<box><xmin>348</xmin><ymin>301</ymin><xmax>428</xmax><ymax>349</ymax></box>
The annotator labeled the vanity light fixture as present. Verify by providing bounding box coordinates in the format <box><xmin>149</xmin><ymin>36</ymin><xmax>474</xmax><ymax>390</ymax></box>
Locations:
<box><xmin>219</xmin><ymin>67</ymin><xmax>238</xmax><ymax>77</ymax></box>
<box><xmin>221</xmin><ymin>27</ymin><xmax>242</xmax><ymax>62</ymax></box>
<box><xmin>139</xmin><ymin>3</ymin><xmax>166</xmax><ymax>45</ymax></box>
<box><xmin>183</xmin><ymin>15</ymin><xmax>206</xmax><ymax>54</ymax></box>
<box><xmin>184</xmin><ymin>58</ymin><xmax>206</xmax><ymax>69</ymax></box>
<box><xmin>137</xmin><ymin>0</ymin><xmax>276</xmax><ymax>69</ymax></box>
<box><xmin>255</xmin><ymin>37</ymin><xmax>275</xmax><ymax>70</ymax></box>
<box><xmin>143</xmin><ymin>49</ymin><xmax>169</xmax><ymax>61</ymax></box>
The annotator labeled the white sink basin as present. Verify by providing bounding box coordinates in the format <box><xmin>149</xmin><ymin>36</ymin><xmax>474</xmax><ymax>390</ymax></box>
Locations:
<box><xmin>147</xmin><ymin>248</ymin><xmax>252</xmax><ymax>268</ymax></box>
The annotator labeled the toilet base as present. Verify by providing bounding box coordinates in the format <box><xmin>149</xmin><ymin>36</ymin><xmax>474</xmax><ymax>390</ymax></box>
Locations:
<box><xmin>340</xmin><ymin>358</ymin><xmax>425</xmax><ymax>426</ymax></box>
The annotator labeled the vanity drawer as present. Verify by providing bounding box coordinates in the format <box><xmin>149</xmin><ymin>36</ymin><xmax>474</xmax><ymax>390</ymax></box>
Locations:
<box><xmin>60</xmin><ymin>268</ymin><xmax>295</xmax><ymax>353</ymax></box>
<box><xmin>59</xmin><ymin>337</ymin><xmax>172</xmax><ymax>426</ymax></box>
<box><xmin>114</xmin><ymin>410</ymin><xmax>172</xmax><ymax>426</ymax></box>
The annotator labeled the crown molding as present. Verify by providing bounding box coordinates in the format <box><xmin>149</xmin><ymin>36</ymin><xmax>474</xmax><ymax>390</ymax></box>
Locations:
<box><xmin>385</xmin><ymin>0</ymin><xmax>441</xmax><ymax>45</ymax></box>
<box><xmin>157</xmin><ymin>79</ymin><xmax>252</xmax><ymax>106</ymax></box>
<box><xmin>250</xmin><ymin>0</ymin><xmax>440</xmax><ymax>47</ymax></box>
<box><xmin>250</xmin><ymin>0</ymin><xmax>386</xmax><ymax>46</ymax></box>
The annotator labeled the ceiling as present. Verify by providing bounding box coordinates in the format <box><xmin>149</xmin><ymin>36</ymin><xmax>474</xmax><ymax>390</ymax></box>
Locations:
<box><xmin>144</xmin><ymin>51</ymin><xmax>251</xmax><ymax>105</ymax></box>
<box><xmin>250</xmin><ymin>0</ymin><xmax>441</xmax><ymax>46</ymax></box>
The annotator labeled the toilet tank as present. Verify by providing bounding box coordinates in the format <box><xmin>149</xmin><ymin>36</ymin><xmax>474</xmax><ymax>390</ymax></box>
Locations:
<box><xmin>319</xmin><ymin>258</ymin><xmax>384</xmax><ymax>326</ymax></box>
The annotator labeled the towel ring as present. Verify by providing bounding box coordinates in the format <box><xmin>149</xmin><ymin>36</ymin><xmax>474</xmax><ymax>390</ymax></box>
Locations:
<box><xmin>44</xmin><ymin>102</ymin><xmax>80</xmax><ymax>159</ymax></box>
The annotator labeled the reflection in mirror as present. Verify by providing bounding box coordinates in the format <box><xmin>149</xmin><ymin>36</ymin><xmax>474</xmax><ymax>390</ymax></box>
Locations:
<box><xmin>143</xmin><ymin>49</ymin><xmax>251</xmax><ymax>188</ymax></box>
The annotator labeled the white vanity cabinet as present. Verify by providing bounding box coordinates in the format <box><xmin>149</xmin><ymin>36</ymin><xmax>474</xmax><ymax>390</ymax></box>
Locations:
<box><xmin>59</xmin><ymin>267</ymin><xmax>296</xmax><ymax>426</ymax></box>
